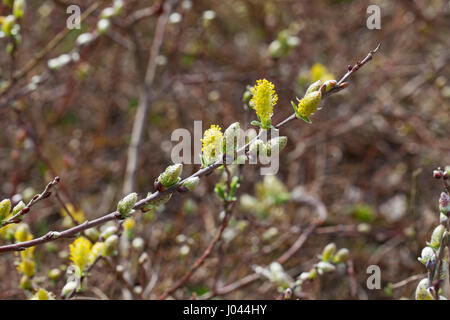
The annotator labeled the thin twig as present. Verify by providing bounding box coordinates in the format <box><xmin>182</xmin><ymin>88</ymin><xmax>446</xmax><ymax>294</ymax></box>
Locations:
<box><xmin>122</xmin><ymin>0</ymin><xmax>175</xmax><ymax>195</ymax></box>
<box><xmin>0</xmin><ymin>46</ymin><xmax>379</xmax><ymax>254</ymax></box>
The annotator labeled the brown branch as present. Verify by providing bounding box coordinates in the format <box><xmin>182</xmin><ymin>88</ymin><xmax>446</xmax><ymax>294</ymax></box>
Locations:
<box><xmin>1</xmin><ymin>176</ymin><xmax>60</xmax><ymax>226</ymax></box>
<box><xmin>391</xmin><ymin>273</ymin><xmax>427</xmax><ymax>290</ymax></box>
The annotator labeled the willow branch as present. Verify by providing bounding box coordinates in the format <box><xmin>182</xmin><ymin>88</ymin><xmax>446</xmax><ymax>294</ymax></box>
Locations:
<box><xmin>0</xmin><ymin>45</ymin><xmax>380</xmax><ymax>254</ymax></box>
<box><xmin>1</xmin><ymin>176</ymin><xmax>60</xmax><ymax>227</ymax></box>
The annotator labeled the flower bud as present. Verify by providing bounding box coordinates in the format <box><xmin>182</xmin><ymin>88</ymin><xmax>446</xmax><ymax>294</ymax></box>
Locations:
<box><xmin>2</xmin><ymin>15</ymin><xmax>16</xmax><ymax>36</ymax></box>
<box><xmin>157</xmin><ymin>164</ymin><xmax>183</xmax><ymax>188</ymax></box>
<box><xmin>180</xmin><ymin>176</ymin><xmax>200</xmax><ymax>192</ymax></box>
<box><xmin>427</xmin><ymin>224</ymin><xmax>446</xmax><ymax>249</ymax></box>
<box><xmin>321</xmin><ymin>243</ymin><xmax>336</xmax><ymax>262</ymax></box>
<box><xmin>305</xmin><ymin>80</ymin><xmax>322</xmax><ymax>95</ymax></box>
<box><xmin>316</xmin><ymin>261</ymin><xmax>336</xmax><ymax>275</ymax></box>
<box><xmin>333</xmin><ymin>248</ymin><xmax>350</xmax><ymax>264</ymax></box>
<box><xmin>117</xmin><ymin>192</ymin><xmax>137</xmax><ymax>218</ymax></box>
<box><xmin>439</xmin><ymin>192</ymin><xmax>450</xmax><ymax>215</ymax></box>
<box><xmin>0</xmin><ymin>199</ymin><xmax>11</xmax><ymax>221</ymax></box>
<box><xmin>240</xmin><ymin>194</ymin><xmax>257</xmax><ymax>212</ymax></box>
<box><xmin>295</xmin><ymin>91</ymin><xmax>322</xmax><ymax>118</ymax></box>
<box><xmin>12</xmin><ymin>200</ymin><xmax>25</xmax><ymax>215</ymax></box>
<box><xmin>88</xmin><ymin>242</ymin><xmax>105</xmax><ymax>264</ymax></box>
<box><xmin>223</xmin><ymin>122</ymin><xmax>241</xmax><ymax>156</ymax></box>
<box><xmin>415</xmin><ymin>278</ymin><xmax>434</xmax><ymax>300</ymax></box>
<box><xmin>13</xmin><ymin>0</ymin><xmax>26</xmax><ymax>19</ymax></box>
<box><xmin>76</xmin><ymin>33</ymin><xmax>94</xmax><ymax>47</ymax></box>
<box><xmin>14</xmin><ymin>223</ymin><xmax>30</xmax><ymax>242</ymax></box>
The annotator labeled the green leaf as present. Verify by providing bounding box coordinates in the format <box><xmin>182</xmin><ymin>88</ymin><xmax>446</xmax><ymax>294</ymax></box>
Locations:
<box><xmin>250</xmin><ymin>120</ymin><xmax>261</xmax><ymax>127</ymax></box>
